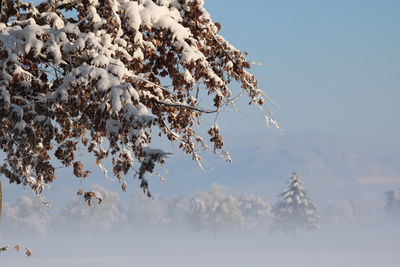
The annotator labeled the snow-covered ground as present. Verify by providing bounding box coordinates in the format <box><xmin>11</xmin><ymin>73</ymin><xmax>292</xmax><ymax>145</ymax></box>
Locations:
<box><xmin>2</xmin><ymin>251</ymin><xmax>399</xmax><ymax>267</ymax></box>
<box><xmin>2</xmin><ymin>227</ymin><xmax>399</xmax><ymax>267</ymax></box>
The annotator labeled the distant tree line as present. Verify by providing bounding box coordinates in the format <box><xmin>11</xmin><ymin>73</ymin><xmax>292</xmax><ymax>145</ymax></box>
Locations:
<box><xmin>3</xmin><ymin>172</ymin><xmax>398</xmax><ymax>237</ymax></box>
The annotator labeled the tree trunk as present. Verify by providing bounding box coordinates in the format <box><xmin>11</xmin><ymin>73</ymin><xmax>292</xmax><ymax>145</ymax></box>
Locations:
<box><xmin>0</xmin><ymin>179</ymin><xmax>2</xmax><ymax>225</ymax></box>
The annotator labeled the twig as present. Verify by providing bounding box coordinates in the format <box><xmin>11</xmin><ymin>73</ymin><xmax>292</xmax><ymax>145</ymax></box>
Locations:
<box><xmin>152</xmin><ymin>99</ymin><xmax>219</xmax><ymax>114</ymax></box>
<box><xmin>210</xmin><ymin>32</ymin><xmax>280</xmax><ymax>109</ymax></box>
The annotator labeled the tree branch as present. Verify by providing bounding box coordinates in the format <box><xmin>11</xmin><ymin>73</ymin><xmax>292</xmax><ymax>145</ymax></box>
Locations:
<box><xmin>0</xmin><ymin>179</ymin><xmax>2</xmax><ymax>226</ymax></box>
<box><xmin>210</xmin><ymin>32</ymin><xmax>280</xmax><ymax>109</ymax></box>
<box><xmin>152</xmin><ymin>99</ymin><xmax>219</xmax><ymax>114</ymax></box>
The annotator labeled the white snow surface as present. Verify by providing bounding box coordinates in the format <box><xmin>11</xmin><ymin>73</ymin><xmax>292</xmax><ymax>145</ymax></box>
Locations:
<box><xmin>2</xmin><ymin>229</ymin><xmax>399</xmax><ymax>267</ymax></box>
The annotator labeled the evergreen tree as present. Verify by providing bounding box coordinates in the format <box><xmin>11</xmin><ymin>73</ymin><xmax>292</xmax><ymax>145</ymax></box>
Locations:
<box><xmin>385</xmin><ymin>189</ymin><xmax>400</xmax><ymax>221</ymax></box>
<box><xmin>271</xmin><ymin>172</ymin><xmax>320</xmax><ymax>234</ymax></box>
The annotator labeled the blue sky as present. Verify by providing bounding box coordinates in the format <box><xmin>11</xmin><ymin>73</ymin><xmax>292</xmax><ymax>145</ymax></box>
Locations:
<box><xmin>204</xmin><ymin>0</ymin><xmax>400</xmax><ymax>147</ymax></box>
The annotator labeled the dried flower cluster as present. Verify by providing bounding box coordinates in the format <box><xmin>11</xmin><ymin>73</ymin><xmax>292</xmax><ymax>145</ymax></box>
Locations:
<box><xmin>0</xmin><ymin>244</ymin><xmax>32</xmax><ymax>257</ymax></box>
<box><xmin>0</xmin><ymin>0</ymin><xmax>275</xmax><ymax>198</ymax></box>
<box><xmin>77</xmin><ymin>188</ymin><xmax>103</xmax><ymax>206</ymax></box>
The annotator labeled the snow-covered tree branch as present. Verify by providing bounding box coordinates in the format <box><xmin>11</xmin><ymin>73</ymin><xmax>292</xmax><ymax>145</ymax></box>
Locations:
<box><xmin>0</xmin><ymin>0</ymin><xmax>276</xmax><ymax>199</ymax></box>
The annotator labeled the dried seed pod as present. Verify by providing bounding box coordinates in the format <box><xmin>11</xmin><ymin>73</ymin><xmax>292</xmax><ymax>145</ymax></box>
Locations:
<box><xmin>121</xmin><ymin>182</ymin><xmax>127</xmax><ymax>192</ymax></box>
<box><xmin>25</xmin><ymin>248</ymin><xmax>32</xmax><ymax>257</ymax></box>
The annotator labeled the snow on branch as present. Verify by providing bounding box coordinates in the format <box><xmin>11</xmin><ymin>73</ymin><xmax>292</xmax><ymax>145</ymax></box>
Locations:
<box><xmin>152</xmin><ymin>99</ymin><xmax>219</xmax><ymax>114</ymax></box>
<box><xmin>0</xmin><ymin>0</ymin><xmax>277</xmax><ymax>201</ymax></box>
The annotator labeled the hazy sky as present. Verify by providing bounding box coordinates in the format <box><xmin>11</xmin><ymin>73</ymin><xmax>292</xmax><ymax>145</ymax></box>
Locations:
<box><xmin>204</xmin><ymin>0</ymin><xmax>400</xmax><ymax>147</ymax></box>
<box><xmin>2</xmin><ymin>0</ymin><xmax>399</xmax><ymax>215</ymax></box>
<box><xmin>1</xmin><ymin>2</ymin><xmax>400</xmax><ymax>266</ymax></box>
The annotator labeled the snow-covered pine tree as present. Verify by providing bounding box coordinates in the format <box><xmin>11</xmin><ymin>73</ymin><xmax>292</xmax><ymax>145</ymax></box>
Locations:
<box><xmin>271</xmin><ymin>172</ymin><xmax>320</xmax><ymax>234</ymax></box>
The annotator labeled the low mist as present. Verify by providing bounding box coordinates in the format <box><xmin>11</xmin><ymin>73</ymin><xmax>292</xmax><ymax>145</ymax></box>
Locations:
<box><xmin>1</xmin><ymin>184</ymin><xmax>399</xmax><ymax>267</ymax></box>
<box><xmin>1</xmin><ymin>224</ymin><xmax>399</xmax><ymax>267</ymax></box>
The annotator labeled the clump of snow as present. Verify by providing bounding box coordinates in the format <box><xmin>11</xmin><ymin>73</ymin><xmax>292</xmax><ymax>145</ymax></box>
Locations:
<box><xmin>125</xmin><ymin>1</ymin><xmax>142</xmax><ymax>31</ymax></box>
<box><xmin>106</xmin><ymin>119</ymin><xmax>122</xmax><ymax>136</ymax></box>
<box><xmin>92</xmin><ymin>54</ymin><xmax>110</xmax><ymax>67</ymax></box>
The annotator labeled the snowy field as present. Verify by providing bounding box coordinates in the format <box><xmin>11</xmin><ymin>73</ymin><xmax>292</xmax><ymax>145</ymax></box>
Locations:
<box><xmin>2</xmin><ymin>228</ymin><xmax>399</xmax><ymax>267</ymax></box>
<box><xmin>2</xmin><ymin>251</ymin><xmax>399</xmax><ymax>267</ymax></box>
